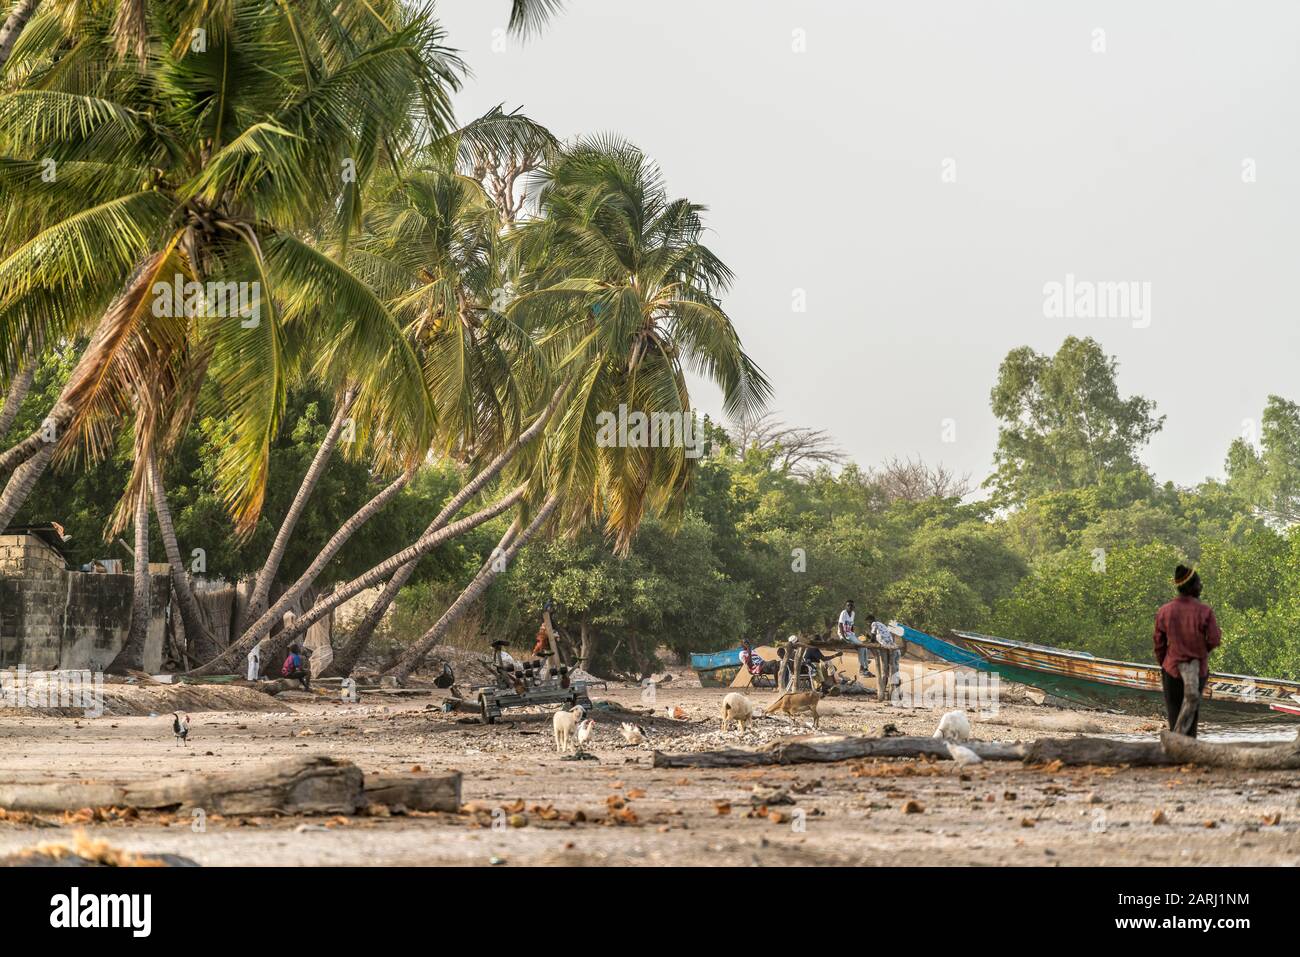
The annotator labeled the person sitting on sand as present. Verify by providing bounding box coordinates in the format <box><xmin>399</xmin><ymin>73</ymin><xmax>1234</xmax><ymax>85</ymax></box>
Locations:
<box><xmin>281</xmin><ymin>643</ymin><xmax>311</xmax><ymax>692</ymax></box>
<box><xmin>1153</xmin><ymin>564</ymin><xmax>1221</xmax><ymax>738</ymax></box>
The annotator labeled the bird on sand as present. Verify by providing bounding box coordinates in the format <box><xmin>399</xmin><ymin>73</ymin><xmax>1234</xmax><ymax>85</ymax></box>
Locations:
<box><xmin>946</xmin><ymin>740</ymin><xmax>981</xmax><ymax>767</ymax></box>
<box><xmin>172</xmin><ymin>711</ymin><xmax>191</xmax><ymax>746</ymax></box>
<box><xmin>620</xmin><ymin>722</ymin><xmax>646</xmax><ymax>746</ymax></box>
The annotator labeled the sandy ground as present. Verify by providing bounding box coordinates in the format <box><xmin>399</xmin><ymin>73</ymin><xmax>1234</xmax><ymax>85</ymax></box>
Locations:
<box><xmin>1</xmin><ymin>662</ymin><xmax>1299</xmax><ymax>866</ymax></box>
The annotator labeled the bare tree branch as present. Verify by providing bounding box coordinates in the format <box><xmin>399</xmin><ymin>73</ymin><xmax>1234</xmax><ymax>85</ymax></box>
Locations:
<box><xmin>729</xmin><ymin>412</ymin><xmax>845</xmax><ymax>475</ymax></box>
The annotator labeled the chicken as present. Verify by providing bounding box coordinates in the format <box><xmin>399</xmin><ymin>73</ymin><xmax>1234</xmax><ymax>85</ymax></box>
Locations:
<box><xmin>933</xmin><ymin>710</ymin><xmax>971</xmax><ymax>742</ymax></box>
<box><xmin>946</xmin><ymin>741</ymin><xmax>982</xmax><ymax>767</ymax></box>
<box><xmin>620</xmin><ymin>722</ymin><xmax>646</xmax><ymax>746</ymax></box>
<box><xmin>576</xmin><ymin>718</ymin><xmax>596</xmax><ymax>750</ymax></box>
<box><xmin>172</xmin><ymin>711</ymin><xmax>190</xmax><ymax>747</ymax></box>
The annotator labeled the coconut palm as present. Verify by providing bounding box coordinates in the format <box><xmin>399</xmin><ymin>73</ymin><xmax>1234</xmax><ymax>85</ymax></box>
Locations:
<box><xmin>510</xmin><ymin>136</ymin><xmax>771</xmax><ymax>549</ymax></box>
<box><xmin>380</xmin><ymin>138</ymin><xmax>771</xmax><ymax>680</ymax></box>
<box><xmin>0</xmin><ymin>1</ymin><xmax>40</xmax><ymax>71</ymax></box>
<box><xmin>215</xmin><ymin>125</ymin><xmax>558</xmax><ymax>674</ymax></box>
<box><xmin>258</xmin><ymin>137</ymin><xmax>771</xmax><ymax>681</ymax></box>
<box><xmin>0</xmin><ymin>1</ymin><xmax>453</xmax><ymax>535</ymax></box>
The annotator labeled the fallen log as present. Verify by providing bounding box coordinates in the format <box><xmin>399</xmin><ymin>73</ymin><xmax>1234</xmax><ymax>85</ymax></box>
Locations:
<box><xmin>1022</xmin><ymin>736</ymin><xmax>1176</xmax><ymax>767</ymax></box>
<box><xmin>1159</xmin><ymin>730</ymin><xmax>1300</xmax><ymax>770</ymax></box>
<box><xmin>652</xmin><ymin>734</ymin><xmax>1026</xmax><ymax>768</ymax></box>
<box><xmin>654</xmin><ymin>730</ymin><xmax>1300</xmax><ymax>771</ymax></box>
<box><xmin>0</xmin><ymin>757</ymin><xmax>364</xmax><ymax>815</ymax></box>
<box><xmin>363</xmin><ymin>771</ymin><xmax>461</xmax><ymax>812</ymax></box>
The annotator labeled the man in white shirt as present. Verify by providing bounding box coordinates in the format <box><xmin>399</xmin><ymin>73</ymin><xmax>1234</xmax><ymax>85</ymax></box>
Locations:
<box><xmin>838</xmin><ymin>600</ymin><xmax>872</xmax><ymax>676</ymax></box>
<box><xmin>837</xmin><ymin>600</ymin><xmax>856</xmax><ymax>640</ymax></box>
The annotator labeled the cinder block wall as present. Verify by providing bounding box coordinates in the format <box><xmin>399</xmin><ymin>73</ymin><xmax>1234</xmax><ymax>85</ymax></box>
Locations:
<box><xmin>0</xmin><ymin>534</ymin><xmax>134</xmax><ymax>670</ymax></box>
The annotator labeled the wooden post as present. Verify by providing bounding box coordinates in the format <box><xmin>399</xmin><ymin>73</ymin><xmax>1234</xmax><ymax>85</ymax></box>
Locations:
<box><xmin>786</xmin><ymin>645</ymin><xmax>806</xmax><ymax>693</ymax></box>
<box><xmin>542</xmin><ymin>608</ymin><xmax>566</xmax><ymax>666</ymax></box>
<box><xmin>870</xmin><ymin>646</ymin><xmax>888</xmax><ymax>700</ymax></box>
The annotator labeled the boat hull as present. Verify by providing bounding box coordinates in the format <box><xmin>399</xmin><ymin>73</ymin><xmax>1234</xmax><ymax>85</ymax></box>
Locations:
<box><xmin>950</xmin><ymin>630</ymin><xmax>1300</xmax><ymax>718</ymax></box>
<box><xmin>690</xmin><ymin>649</ymin><xmax>743</xmax><ymax>688</ymax></box>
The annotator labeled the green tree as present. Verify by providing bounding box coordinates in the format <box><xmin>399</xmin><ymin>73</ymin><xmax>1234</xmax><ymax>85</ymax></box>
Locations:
<box><xmin>987</xmin><ymin>337</ymin><xmax>1163</xmax><ymax>506</ymax></box>
<box><xmin>1227</xmin><ymin>395</ymin><xmax>1300</xmax><ymax>526</ymax></box>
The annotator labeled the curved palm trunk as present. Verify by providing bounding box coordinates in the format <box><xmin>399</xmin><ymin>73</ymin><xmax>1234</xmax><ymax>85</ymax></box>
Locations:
<box><xmin>336</xmin><ymin>378</ymin><xmax>571</xmax><ymax>670</ymax></box>
<box><xmin>0</xmin><ymin>440</ymin><xmax>51</xmax><ymax>531</ymax></box>
<box><xmin>0</xmin><ymin>254</ymin><xmax>162</xmax><ymax>516</ymax></box>
<box><xmin>0</xmin><ymin>409</ymin><xmax>61</xmax><ymax>479</ymax></box>
<box><xmin>243</xmin><ymin>386</ymin><xmax>358</xmax><ymax>630</ymax></box>
<box><xmin>148</xmin><ymin>449</ymin><xmax>219</xmax><ymax>659</ymax></box>
<box><xmin>325</xmin><ymin>551</ymin><xmax>417</xmax><ymax>676</ymax></box>
<box><xmin>109</xmin><ymin>491</ymin><xmax>151</xmax><ymax>673</ymax></box>
<box><xmin>332</xmin><ymin>517</ymin><xmax>522</xmax><ymax>679</ymax></box>
<box><xmin>0</xmin><ymin>363</ymin><xmax>35</xmax><ymax>440</ymax></box>
<box><xmin>385</xmin><ymin>495</ymin><xmax>558</xmax><ymax>683</ymax></box>
<box><xmin>185</xmin><ymin>484</ymin><xmax>527</xmax><ymax>676</ymax></box>
<box><xmin>0</xmin><ymin>0</ymin><xmax>40</xmax><ymax>69</ymax></box>
<box><xmin>237</xmin><ymin>465</ymin><xmax>415</xmax><ymax>667</ymax></box>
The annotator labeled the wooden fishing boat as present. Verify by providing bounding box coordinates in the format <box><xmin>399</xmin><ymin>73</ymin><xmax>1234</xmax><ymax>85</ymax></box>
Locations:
<box><xmin>1269</xmin><ymin>702</ymin><xmax>1300</xmax><ymax>717</ymax></box>
<box><xmin>897</xmin><ymin>623</ymin><xmax>1299</xmax><ymax>717</ymax></box>
<box><xmin>689</xmin><ymin>648</ymin><xmax>742</xmax><ymax>688</ymax></box>
<box><xmin>949</xmin><ymin>629</ymin><xmax>1300</xmax><ymax>717</ymax></box>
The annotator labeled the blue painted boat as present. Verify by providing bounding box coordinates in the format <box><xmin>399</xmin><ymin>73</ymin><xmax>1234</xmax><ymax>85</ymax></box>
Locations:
<box><xmin>898</xmin><ymin>622</ymin><xmax>1300</xmax><ymax>717</ymax></box>
<box><xmin>690</xmin><ymin>648</ymin><xmax>743</xmax><ymax>688</ymax></box>
<box><xmin>896</xmin><ymin>623</ymin><xmax>986</xmax><ymax>668</ymax></box>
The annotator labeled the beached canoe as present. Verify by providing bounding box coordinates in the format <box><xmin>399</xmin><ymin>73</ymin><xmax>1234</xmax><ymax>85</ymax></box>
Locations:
<box><xmin>950</xmin><ymin>629</ymin><xmax>1300</xmax><ymax>717</ymax></box>
<box><xmin>689</xmin><ymin>648</ymin><xmax>743</xmax><ymax>688</ymax></box>
<box><xmin>896</xmin><ymin>623</ymin><xmax>1299</xmax><ymax>717</ymax></box>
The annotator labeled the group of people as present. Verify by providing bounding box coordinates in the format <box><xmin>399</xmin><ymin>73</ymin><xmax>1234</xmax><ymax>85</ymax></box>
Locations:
<box><xmin>736</xmin><ymin>599</ymin><xmax>901</xmax><ymax>692</ymax></box>
<box><xmin>836</xmin><ymin>599</ymin><xmax>899</xmax><ymax>680</ymax></box>
<box><xmin>731</xmin><ymin>565</ymin><xmax>1222</xmax><ymax>742</ymax></box>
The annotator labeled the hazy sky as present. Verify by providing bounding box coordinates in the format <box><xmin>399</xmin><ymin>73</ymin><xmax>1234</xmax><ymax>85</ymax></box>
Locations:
<box><xmin>438</xmin><ymin>0</ymin><xmax>1300</xmax><ymax>489</ymax></box>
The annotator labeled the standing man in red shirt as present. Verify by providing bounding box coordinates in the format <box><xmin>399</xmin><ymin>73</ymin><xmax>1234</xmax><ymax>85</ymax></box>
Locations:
<box><xmin>1153</xmin><ymin>564</ymin><xmax>1222</xmax><ymax>738</ymax></box>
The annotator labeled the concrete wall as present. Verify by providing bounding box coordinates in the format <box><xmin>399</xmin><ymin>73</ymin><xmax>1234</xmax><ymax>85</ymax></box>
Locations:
<box><xmin>0</xmin><ymin>534</ymin><xmax>136</xmax><ymax>670</ymax></box>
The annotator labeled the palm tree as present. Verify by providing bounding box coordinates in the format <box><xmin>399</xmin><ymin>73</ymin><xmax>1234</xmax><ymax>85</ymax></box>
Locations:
<box><xmin>381</xmin><ymin>138</ymin><xmax>771</xmax><ymax>680</ymax></box>
<box><xmin>0</xmin><ymin>1</ymin><xmax>40</xmax><ymax>71</ymax></box>
<box><xmin>0</xmin><ymin>1</ymin><xmax>452</xmax><ymax>533</ymax></box>
<box><xmin>320</xmin><ymin>131</ymin><xmax>555</xmax><ymax>673</ymax></box>
<box><xmin>235</xmin><ymin>112</ymin><xmax>562</xmax><ymax>674</ymax></box>
<box><xmin>511</xmin><ymin>137</ymin><xmax>770</xmax><ymax>546</ymax></box>
<box><xmin>506</xmin><ymin>0</ymin><xmax>566</xmax><ymax>39</ymax></box>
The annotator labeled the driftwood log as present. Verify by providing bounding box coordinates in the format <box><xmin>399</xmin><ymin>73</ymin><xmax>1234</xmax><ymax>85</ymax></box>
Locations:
<box><xmin>1022</xmin><ymin>736</ymin><xmax>1176</xmax><ymax>767</ymax></box>
<box><xmin>652</xmin><ymin>734</ymin><xmax>1026</xmax><ymax>768</ymax></box>
<box><xmin>654</xmin><ymin>731</ymin><xmax>1300</xmax><ymax>771</ymax></box>
<box><xmin>363</xmin><ymin>771</ymin><xmax>461</xmax><ymax>812</ymax></box>
<box><xmin>0</xmin><ymin>757</ymin><xmax>363</xmax><ymax>815</ymax></box>
<box><xmin>1160</xmin><ymin>730</ymin><xmax>1300</xmax><ymax>769</ymax></box>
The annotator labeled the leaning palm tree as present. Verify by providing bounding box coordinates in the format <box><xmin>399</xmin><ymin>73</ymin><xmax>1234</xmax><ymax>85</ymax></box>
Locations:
<box><xmin>0</xmin><ymin>1</ymin><xmax>452</xmax><ymax>536</ymax></box>
<box><xmin>509</xmin><ymin>136</ymin><xmax>771</xmax><ymax>548</ymax></box>
<box><xmin>211</xmin><ymin>133</ymin><xmax>555</xmax><ymax>677</ymax></box>
<box><xmin>252</xmin><ymin>138</ymin><xmax>770</xmax><ymax>680</ymax></box>
<box><xmin>380</xmin><ymin>138</ymin><xmax>772</xmax><ymax>680</ymax></box>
